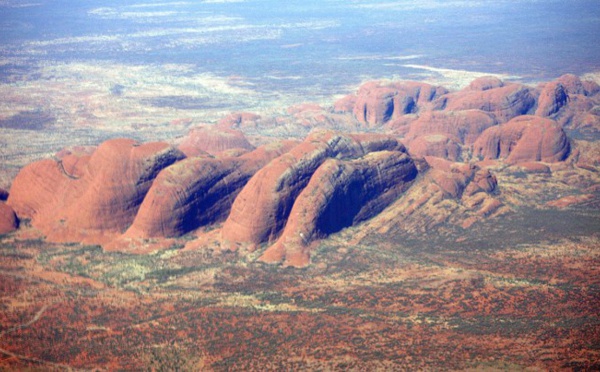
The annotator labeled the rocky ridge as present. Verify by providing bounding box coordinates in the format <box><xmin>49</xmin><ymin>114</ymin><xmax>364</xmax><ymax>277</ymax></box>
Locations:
<box><xmin>4</xmin><ymin>74</ymin><xmax>600</xmax><ymax>266</ymax></box>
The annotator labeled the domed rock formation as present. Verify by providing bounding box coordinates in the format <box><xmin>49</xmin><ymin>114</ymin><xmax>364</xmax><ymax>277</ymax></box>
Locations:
<box><xmin>442</xmin><ymin>82</ymin><xmax>536</xmax><ymax>123</ymax></box>
<box><xmin>260</xmin><ymin>150</ymin><xmax>417</xmax><ymax>267</ymax></box>
<box><xmin>473</xmin><ymin>115</ymin><xmax>570</xmax><ymax>164</ymax></box>
<box><xmin>0</xmin><ymin>202</ymin><xmax>18</xmax><ymax>234</ymax></box>
<box><xmin>408</xmin><ymin>134</ymin><xmax>462</xmax><ymax>161</ymax></box>
<box><xmin>534</xmin><ymin>74</ymin><xmax>600</xmax><ymax>131</ymax></box>
<box><xmin>8</xmin><ymin>138</ymin><xmax>184</xmax><ymax>243</ymax></box>
<box><xmin>124</xmin><ymin>140</ymin><xmax>298</xmax><ymax>239</ymax></box>
<box><xmin>535</xmin><ymin>81</ymin><xmax>569</xmax><ymax>117</ymax></box>
<box><xmin>467</xmin><ymin>76</ymin><xmax>505</xmax><ymax>91</ymax></box>
<box><xmin>405</xmin><ymin>110</ymin><xmax>496</xmax><ymax>145</ymax></box>
<box><xmin>177</xmin><ymin>125</ymin><xmax>254</xmax><ymax>157</ymax></box>
<box><xmin>334</xmin><ymin>81</ymin><xmax>446</xmax><ymax>127</ymax></box>
<box><xmin>221</xmin><ymin>129</ymin><xmax>407</xmax><ymax>250</ymax></box>
<box><xmin>216</xmin><ymin>112</ymin><xmax>262</xmax><ymax>130</ymax></box>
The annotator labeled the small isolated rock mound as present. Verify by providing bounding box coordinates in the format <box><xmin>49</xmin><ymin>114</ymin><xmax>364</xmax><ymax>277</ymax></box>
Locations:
<box><xmin>178</xmin><ymin>125</ymin><xmax>254</xmax><ymax>157</ymax></box>
<box><xmin>473</xmin><ymin>115</ymin><xmax>570</xmax><ymax>164</ymax></box>
<box><xmin>467</xmin><ymin>76</ymin><xmax>505</xmax><ymax>91</ymax></box>
<box><xmin>217</xmin><ymin>112</ymin><xmax>262</xmax><ymax>130</ymax></box>
<box><xmin>8</xmin><ymin>138</ymin><xmax>184</xmax><ymax>243</ymax></box>
<box><xmin>260</xmin><ymin>150</ymin><xmax>417</xmax><ymax>267</ymax></box>
<box><xmin>221</xmin><ymin>129</ymin><xmax>407</xmax><ymax>249</ymax></box>
<box><xmin>125</xmin><ymin>140</ymin><xmax>297</xmax><ymax>239</ymax></box>
<box><xmin>442</xmin><ymin>82</ymin><xmax>536</xmax><ymax>123</ymax></box>
<box><xmin>0</xmin><ymin>202</ymin><xmax>18</xmax><ymax>234</ymax></box>
<box><xmin>334</xmin><ymin>81</ymin><xmax>446</xmax><ymax>127</ymax></box>
<box><xmin>426</xmin><ymin>158</ymin><xmax>497</xmax><ymax>199</ymax></box>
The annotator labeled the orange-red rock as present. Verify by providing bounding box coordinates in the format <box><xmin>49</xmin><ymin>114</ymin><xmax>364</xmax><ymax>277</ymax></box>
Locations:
<box><xmin>221</xmin><ymin>129</ymin><xmax>407</xmax><ymax>249</ymax></box>
<box><xmin>124</xmin><ymin>140</ymin><xmax>298</xmax><ymax>239</ymax></box>
<box><xmin>473</xmin><ymin>115</ymin><xmax>570</xmax><ymax>164</ymax></box>
<box><xmin>8</xmin><ymin>138</ymin><xmax>184</xmax><ymax>243</ymax></box>
<box><xmin>178</xmin><ymin>125</ymin><xmax>254</xmax><ymax>157</ymax></box>
<box><xmin>442</xmin><ymin>82</ymin><xmax>536</xmax><ymax>123</ymax></box>
<box><xmin>405</xmin><ymin>110</ymin><xmax>496</xmax><ymax>145</ymax></box>
<box><xmin>260</xmin><ymin>150</ymin><xmax>417</xmax><ymax>267</ymax></box>
<box><xmin>467</xmin><ymin>76</ymin><xmax>505</xmax><ymax>91</ymax></box>
<box><xmin>535</xmin><ymin>81</ymin><xmax>569</xmax><ymax>117</ymax></box>
<box><xmin>334</xmin><ymin>81</ymin><xmax>446</xmax><ymax>127</ymax></box>
<box><xmin>409</xmin><ymin>134</ymin><xmax>462</xmax><ymax>161</ymax></box>
<box><xmin>0</xmin><ymin>202</ymin><xmax>18</xmax><ymax>234</ymax></box>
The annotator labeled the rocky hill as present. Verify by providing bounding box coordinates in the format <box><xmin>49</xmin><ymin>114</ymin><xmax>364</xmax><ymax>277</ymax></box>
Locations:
<box><xmin>5</xmin><ymin>74</ymin><xmax>600</xmax><ymax>266</ymax></box>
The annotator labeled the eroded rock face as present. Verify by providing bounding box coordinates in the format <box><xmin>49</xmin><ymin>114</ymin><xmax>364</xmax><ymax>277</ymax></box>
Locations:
<box><xmin>534</xmin><ymin>74</ymin><xmax>600</xmax><ymax>131</ymax></box>
<box><xmin>260</xmin><ymin>150</ymin><xmax>417</xmax><ymax>267</ymax></box>
<box><xmin>221</xmin><ymin>129</ymin><xmax>407</xmax><ymax>249</ymax></box>
<box><xmin>125</xmin><ymin>140</ymin><xmax>298</xmax><ymax>239</ymax></box>
<box><xmin>408</xmin><ymin>134</ymin><xmax>462</xmax><ymax>161</ymax></box>
<box><xmin>334</xmin><ymin>81</ymin><xmax>446</xmax><ymax>127</ymax></box>
<box><xmin>0</xmin><ymin>202</ymin><xmax>18</xmax><ymax>234</ymax></box>
<box><xmin>473</xmin><ymin>115</ymin><xmax>570</xmax><ymax>164</ymax></box>
<box><xmin>8</xmin><ymin>138</ymin><xmax>184</xmax><ymax>243</ymax></box>
<box><xmin>178</xmin><ymin>125</ymin><xmax>254</xmax><ymax>157</ymax></box>
<box><xmin>535</xmin><ymin>82</ymin><xmax>569</xmax><ymax>117</ymax></box>
<box><xmin>405</xmin><ymin>110</ymin><xmax>496</xmax><ymax>145</ymax></box>
<box><xmin>442</xmin><ymin>82</ymin><xmax>536</xmax><ymax>123</ymax></box>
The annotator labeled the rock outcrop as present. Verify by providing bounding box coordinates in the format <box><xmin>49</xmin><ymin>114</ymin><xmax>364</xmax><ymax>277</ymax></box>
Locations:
<box><xmin>0</xmin><ymin>202</ymin><xmax>18</xmax><ymax>234</ymax></box>
<box><xmin>408</xmin><ymin>134</ymin><xmax>462</xmax><ymax>161</ymax></box>
<box><xmin>177</xmin><ymin>125</ymin><xmax>254</xmax><ymax>157</ymax></box>
<box><xmin>535</xmin><ymin>81</ymin><xmax>569</xmax><ymax>117</ymax></box>
<box><xmin>405</xmin><ymin>110</ymin><xmax>496</xmax><ymax>145</ymax></box>
<box><xmin>8</xmin><ymin>139</ymin><xmax>184</xmax><ymax>243</ymax></box>
<box><xmin>260</xmin><ymin>150</ymin><xmax>417</xmax><ymax>267</ymax></box>
<box><xmin>534</xmin><ymin>74</ymin><xmax>600</xmax><ymax>131</ymax></box>
<box><xmin>334</xmin><ymin>81</ymin><xmax>447</xmax><ymax>127</ymax></box>
<box><xmin>221</xmin><ymin>129</ymin><xmax>409</xmax><ymax>250</ymax></box>
<box><xmin>442</xmin><ymin>82</ymin><xmax>536</xmax><ymax>123</ymax></box>
<box><xmin>216</xmin><ymin>112</ymin><xmax>262</xmax><ymax>130</ymax></box>
<box><xmin>124</xmin><ymin>140</ymin><xmax>298</xmax><ymax>239</ymax></box>
<box><xmin>473</xmin><ymin>116</ymin><xmax>570</xmax><ymax>164</ymax></box>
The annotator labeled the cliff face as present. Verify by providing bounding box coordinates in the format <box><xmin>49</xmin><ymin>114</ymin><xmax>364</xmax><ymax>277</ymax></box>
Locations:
<box><xmin>124</xmin><ymin>140</ymin><xmax>297</xmax><ymax>239</ymax></box>
<box><xmin>221</xmin><ymin>129</ymin><xmax>409</xmax><ymax>250</ymax></box>
<box><xmin>260</xmin><ymin>150</ymin><xmax>417</xmax><ymax>267</ymax></box>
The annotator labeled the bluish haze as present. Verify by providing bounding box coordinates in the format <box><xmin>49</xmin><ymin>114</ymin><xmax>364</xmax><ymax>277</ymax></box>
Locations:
<box><xmin>1</xmin><ymin>0</ymin><xmax>598</xmax><ymax>97</ymax></box>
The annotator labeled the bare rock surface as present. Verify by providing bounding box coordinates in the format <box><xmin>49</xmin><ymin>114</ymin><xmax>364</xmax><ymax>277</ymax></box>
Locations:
<box><xmin>0</xmin><ymin>202</ymin><xmax>18</xmax><ymax>234</ymax></box>
<box><xmin>221</xmin><ymin>129</ymin><xmax>408</xmax><ymax>250</ymax></box>
<box><xmin>260</xmin><ymin>150</ymin><xmax>418</xmax><ymax>267</ymax></box>
<box><xmin>8</xmin><ymin>139</ymin><xmax>184</xmax><ymax>243</ymax></box>
<box><xmin>178</xmin><ymin>125</ymin><xmax>254</xmax><ymax>157</ymax></box>
<box><xmin>473</xmin><ymin>115</ymin><xmax>570</xmax><ymax>164</ymax></box>
<box><xmin>124</xmin><ymin>140</ymin><xmax>298</xmax><ymax>239</ymax></box>
<box><xmin>442</xmin><ymin>82</ymin><xmax>536</xmax><ymax>123</ymax></box>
